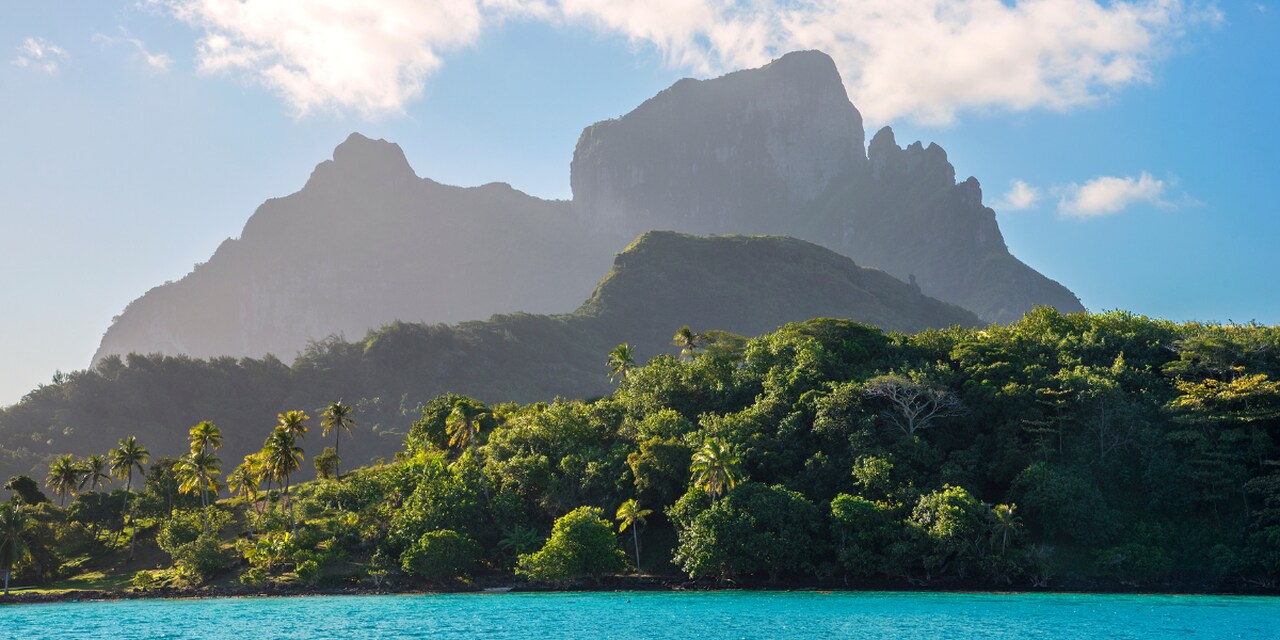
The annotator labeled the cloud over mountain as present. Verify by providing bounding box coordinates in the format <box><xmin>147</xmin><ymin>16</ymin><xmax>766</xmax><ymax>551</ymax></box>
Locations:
<box><xmin>155</xmin><ymin>0</ymin><xmax>1216</xmax><ymax>123</ymax></box>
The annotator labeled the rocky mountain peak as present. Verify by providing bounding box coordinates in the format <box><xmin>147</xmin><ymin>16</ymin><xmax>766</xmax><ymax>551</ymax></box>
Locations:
<box><xmin>304</xmin><ymin>133</ymin><xmax>417</xmax><ymax>191</ymax></box>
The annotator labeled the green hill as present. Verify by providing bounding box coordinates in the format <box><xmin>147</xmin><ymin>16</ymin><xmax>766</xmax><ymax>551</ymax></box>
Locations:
<box><xmin>0</xmin><ymin>232</ymin><xmax>978</xmax><ymax>486</ymax></box>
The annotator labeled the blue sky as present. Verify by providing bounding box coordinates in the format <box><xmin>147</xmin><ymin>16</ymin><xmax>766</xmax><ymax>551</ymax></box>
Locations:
<box><xmin>1</xmin><ymin>0</ymin><xmax>1277</xmax><ymax>405</ymax></box>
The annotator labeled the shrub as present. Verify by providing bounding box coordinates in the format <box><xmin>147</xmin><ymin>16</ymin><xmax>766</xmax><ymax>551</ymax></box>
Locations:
<box><xmin>400</xmin><ymin>530</ymin><xmax>480</xmax><ymax>580</ymax></box>
<box><xmin>516</xmin><ymin>506</ymin><xmax>624</xmax><ymax>583</ymax></box>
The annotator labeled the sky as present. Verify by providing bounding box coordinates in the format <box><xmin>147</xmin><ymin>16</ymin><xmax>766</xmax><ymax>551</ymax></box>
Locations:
<box><xmin>1</xmin><ymin>0</ymin><xmax>1277</xmax><ymax>406</ymax></box>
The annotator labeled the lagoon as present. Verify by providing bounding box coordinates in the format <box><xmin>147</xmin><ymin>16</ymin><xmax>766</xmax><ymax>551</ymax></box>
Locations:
<box><xmin>4</xmin><ymin>591</ymin><xmax>1278</xmax><ymax>639</ymax></box>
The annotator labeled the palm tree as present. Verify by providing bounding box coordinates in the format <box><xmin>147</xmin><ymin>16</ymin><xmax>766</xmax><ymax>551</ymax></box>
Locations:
<box><xmin>188</xmin><ymin>421</ymin><xmax>223</xmax><ymax>455</ymax></box>
<box><xmin>176</xmin><ymin>451</ymin><xmax>222</xmax><ymax>509</ymax></box>
<box><xmin>690</xmin><ymin>439</ymin><xmax>740</xmax><ymax>501</ymax></box>
<box><xmin>228</xmin><ymin>462</ymin><xmax>260</xmax><ymax>505</ymax></box>
<box><xmin>320</xmin><ymin>401</ymin><xmax>356</xmax><ymax>480</ymax></box>
<box><xmin>45</xmin><ymin>454</ymin><xmax>82</xmax><ymax>506</ymax></box>
<box><xmin>607</xmin><ymin>344</ymin><xmax>636</xmax><ymax>382</ymax></box>
<box><xmin>991</xmin><ymin>503</ymin><xmax>1023</xmax><ymax>555</ymax></box>
<box><xmin>0</xmin><ymin>503</ymin><xmax>31</xmax><ymax>595</ymax></box>
<box><xmin>262</xmin><ymin>428</ymin><xmax>303</xmax><ymax>533</ymax></box>
<box><xmin>615</xmin><ymin>499</ymin><xmax>653</xmax><ymax>572</ymax></box>
<box><xmin>109</xmin><ymin>436</ymin><xmax>150</xmax><ymax>560</ymax></box>
<box><xmin>277</xmin><ymin>410</ymin><xmax>310</xmax><ymax>439</ymax></box>
<box><xmin>672</xmin><ymin>326</ymin><xmax>699</xmax><ymax>360</ymax></box>
<box><xmin>445</xmin><ymin>402</ymin><xmax>488</xmax><ymax>454</ymax></box>
<box><xmin>78</xmin><ymin>454</ymin><xmax>111</xmax><ymax>492</ymax></box>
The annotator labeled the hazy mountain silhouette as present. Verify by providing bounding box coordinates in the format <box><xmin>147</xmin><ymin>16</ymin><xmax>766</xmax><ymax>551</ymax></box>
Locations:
<box><xmin>93</xmin><ymin>49</ymin><xmax>1080</xmax><ymax>366</ymax></box>
<box><xmin>7</xmin><ymin>232</ymin><xmax>978</xmax><ymax>482</ymax></box>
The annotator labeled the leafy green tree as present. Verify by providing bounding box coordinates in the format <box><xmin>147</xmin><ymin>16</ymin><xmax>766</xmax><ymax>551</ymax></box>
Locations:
<box><xmin>517</xmin><ymin>506</ymin><xmax>625</xmax><ymax>583</ymax></box>
<box><xmin>110</xmin><ymin>436</ymin><xmax>150</xmax><ymax>560</ymax></box>
<box><xmin>313</xmin><ymin>447</ymin><xmax>340</xmax><ymax>481</ymax></box>
<box><xmin>3</xmin><ymin>476</ymin><xmax>48</xmax><ymax>506</ymax></box>
<box><xmin>0</xmin><ymin>503</ymin><xmax>31</xmax><ymax>594</ymax></box>
<box><xmin>401</xmin><ymin>530</ymin><xmax>480</xmax><ymax>580</ymax></box>
<box><xmin>78</xmin><ymin>455</ymin><xmax>111</xmax><ymax>492</ymax></box>
<box><xmin>830</xmin><ymin>494</ymin><xmax>895</xmax><ymax>577</ymax></box>
<box><xmin>674</xmin><ymin>483</ymin><xmax>822</xmax><ymax>581</ymax></box>
<box><xmin>45</xmin><ymin>454</ymin><xmax>82</xmax><ymax>506</ymax></box>
<box><xmin>690</xmin><ymin>439</ymin><xmax>740</xmax><ymax>501</ymax></box>
<box><xmin>607</xmin><ymin>344</ymin><xmax>636</xmax><ymax>382</ymax></box>
<box><xmin>627</xmin><ymin>436</ymin><xmax>692</xmax><ymax>507</ymax></box>
<box><xmin>320</xmin><ymin>401</ymin><xmax>356</xmax><ymax>479</ymax></box>
<box><xmin>615</xmin><ymin>499</ymin><xmax>652</xmax><ymax>572</ymax></box>
<box><xmin>907</xmin><ymin>485</ymin><xmax>987</xmax><ymax>580</ymax></box>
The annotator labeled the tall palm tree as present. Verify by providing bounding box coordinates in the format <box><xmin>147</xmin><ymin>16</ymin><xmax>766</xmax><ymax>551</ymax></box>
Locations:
<box><xmin>690</xmin><ymin>439</ymin><xmax>740</xmax><ymax>501</ymax></box>
<box><xmin>0</xmin><ymin>503</ymin><xmax>31</xmax><ymax>595</ymax></box>
<box><xmin>672</xmin><ymin>326</ymin><xmax>699</xmax><ymax>360</ymax></box>
<box><xmin>78</xmin><ymin>454</ymin><xmax>111</xmax><ymax>492</ymax></box>
<box><xmin>445</xmin><ymin>402</ymin><xmax>489</xmax><ymax>454</ymax></box>
<box><xmin>277</xmin><ymin>410</ymin><xmax>310</xmax><ymax>439</ymax></box>
<box><xmin>615</xmin><ymin>499</ymin><xmax>653</xmax><ymax>572</ymax></box>
<box><xmin>607</xmin><ymin>344</ymin><xmax>636</xmax><ymax>382</ymax></box>
<box><xmin>176</xmin><ymin>451</ymin><xmax>222</xmax><ymax>509</ymax></box>
<box><xmin>109</xmin><ymin>436</ymin><xmax>150</xmax><ymax>560</ymax></box>
<box><xmin>45</xmin><ymin>454</ymin><xmax>82</xmax><ymax>506</ymax></box>
<box><xmin>188</xmin><ymin>421</ymin><xmax>223</xmax><ymax>455</ymax></box>
<box><xmin>262</xmin><ymin>428</ymin><xmax>303</xmax><ymax>533</ymax></box>
<box><xmin>320</xmin><ymin>401</ymin><xmax>355</xmax><ymax>480</ymax></box>
<box><xmin>991</xmin><ymin>503</ymin><xmax>1023</xmax><ymax>555</ymax></box>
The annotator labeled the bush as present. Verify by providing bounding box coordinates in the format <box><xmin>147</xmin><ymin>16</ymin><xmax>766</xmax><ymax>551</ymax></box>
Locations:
<box><xmin>516</xmin><ymin>506</ymin><xmax>624</xmax><ymax>583</ymax></box>
<box><xmin>132</xmin><ymin>571</ymin><xmax>156</xmax><ymax>591</ymax></box>
<box><xmin>158</xmin><ymin>508</ymin><xmax>234</xmax><ymax>584</ymax></box>
<box><xmin>170</xmin><ymin>536</ymin><xmax>231</xmax><ymax>584</ymax></box>
<box><xmin>400</xmin><ymin>530</ymin><xmax>480</xmax><ymax>580</ymax></box>
<box><xmin>673</xmin><ymin>483</ymin><xmax>822</xmax><ymax>581</ymax></box>
<box><xmin>296</xmin><ymin>559</ymin><xmax>322</xmax><ymax>584</ymax></box>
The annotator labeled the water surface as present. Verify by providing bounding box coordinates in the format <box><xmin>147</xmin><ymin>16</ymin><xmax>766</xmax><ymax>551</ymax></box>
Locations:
<box><xmin>5</xmin><ymin>591</ymin><xmax>1278</xmax><ymax>639</ymax></box>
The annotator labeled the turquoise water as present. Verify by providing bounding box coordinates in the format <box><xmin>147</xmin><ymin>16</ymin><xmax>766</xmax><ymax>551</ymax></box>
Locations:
<box><xmin>3</xmin><ymin>591</ymin><xmax>1278</xmax><ymax>639</ymax></box>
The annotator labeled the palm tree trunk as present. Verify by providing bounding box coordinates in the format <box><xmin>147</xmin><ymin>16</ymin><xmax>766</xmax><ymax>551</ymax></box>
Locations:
<box><xmin>286</xmin><ymin>477</ymin><xmax>296</xmax><ymax>534</ymax></box>
<box><xmin>3</xmin><ymin>568</ymin><xmax>8</xmax><ymax>596</ymax></box>
<box><xmin>632</xmin><ymin>527</ymin><xmax>641</xmax><ymax>573</ymax></box>
<box><xmin>125</xmin><ymin>471</ymin><xmax>137</xmax><ymax>561</ymax></box>
<box><xmin>335</xmin><ymin>430</ymin><xmax>341</xmax><ymax>481</ymax></box>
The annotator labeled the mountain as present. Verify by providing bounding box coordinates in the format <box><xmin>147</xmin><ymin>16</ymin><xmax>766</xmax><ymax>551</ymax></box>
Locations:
<box><xmin>93</xmin><ymin>49</ymin><xmax>1079</xmax><ymax>366</ymax></box>
<box><xmin>570</xmin><ymin>50</ymin><xmax>1083</xmax><ymax>323</ymax></box>
<box><xmin>9</xmin><ymin>232</ymin><xmax>979</xmax><ymax>484</ymax></box>
<box><xmin>92</xmin><ymin>134</ymin><xmax>607</xmax><ymax>364</ymax></box>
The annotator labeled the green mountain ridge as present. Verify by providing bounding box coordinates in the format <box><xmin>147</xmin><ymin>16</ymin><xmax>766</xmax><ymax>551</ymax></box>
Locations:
<box><xmin>0</xmin><ymin>232</ymin><xmax>978</xmax><ymax>487</ymax></box>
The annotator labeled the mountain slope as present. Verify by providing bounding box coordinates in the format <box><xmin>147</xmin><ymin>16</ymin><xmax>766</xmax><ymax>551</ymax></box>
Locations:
<box><xmin>10</xmin><ymin>233</ymin><xmax>979</xmax><ymax>485</ymax></box>
<box><xmin>94</xmin><ymin>49</ymin><xmax>1078</xmax><ymax>365</ymax></box>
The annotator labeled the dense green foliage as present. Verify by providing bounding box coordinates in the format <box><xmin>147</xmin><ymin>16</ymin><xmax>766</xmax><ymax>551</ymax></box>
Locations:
<box><xmin>4</xmin><ymin>309</ymin><xmax>1280</xmax><ymax>592</ymax></box>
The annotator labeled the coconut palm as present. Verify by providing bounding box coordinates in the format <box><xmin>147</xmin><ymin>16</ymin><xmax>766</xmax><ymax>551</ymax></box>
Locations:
<box><xmin>176</xmin><ymin>451</ymin><xmax>222</xmax><ymax>509</ymax></box>
<box><xmin>320</xmin><ymin>401</ymin><xmax>356</xmax><ymax>480</ymax></box>
<box><xmin>991</xmin><ymin>503</ymin><xmax>1023</xmax><ymax>555</ymax></box>
<box><xmin>277</xmin><ymin>410</ymin><xmax>310</xmax><ymax>439</ymax></box>
<box><xmin>228</xmin><ymin>461</ymin><xmax>260</xmax><ymax>505</ymax></box>
<box><xmin>45</xmin><ymin>454</ymin><xmax>82</xmax><ymax>506</ymax></box>
<box><xmin>445</xmin><ymin>402</ymin><xmax>489</xmax><ymax>454</ymax></box>
<box><xmin>607</xmin><ymin>344</ymin><xmax>636</xmax><ymax>382</ymax></box>
<box><xmin>78</xmin><ymin>454</ymin><xmax>111</xmax><ymax>492</ymax></box>
<box><xmin>262</xmin><ymin>428</ymin><xmax>304</xmax><ymax>533</ymax></box>
<box><xmin>188</xmin><ymin>421</ymin><xmax>223</xmax><ymax>456</ymax></box>
<box><xmin>690</xmin><ymin>439</ymin><xmax>740</xmax><ymax>501</ymax></box>
<box><xmin>109</xmin><ymin>436</ymin><xmax>150</xmax><ymax>560</ymax></box>
<box><xmin>672</xmin><ymin>326</ymin><xmax>699</xmax><ymax>360</ymax></box>
<box><xmin>615</xmin><ymin>499</ymin><xmax>653</xmax><ymax>572</ymax></box>
<box><xmin>0</xmin><ymin>503</ymin><xmax>31</xmax><ymax>595</ymax></box>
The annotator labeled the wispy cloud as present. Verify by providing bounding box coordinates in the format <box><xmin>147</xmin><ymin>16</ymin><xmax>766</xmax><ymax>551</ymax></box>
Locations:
<box><xmin>1057</xmin><ymin>172</ymin><xmax>1172</xmax><ymax>218</ymax></box>
<box><xmin>993</xmin><ymin>180</ymin><xmax>1042</xmax><ymax>211</ymax></box>
<box><xmin>11</xmin><ymin>37</ymin><xmax>70</xmax><ymax>74</ymax></box>
<box><xmin>151</xmin><ymin>0</ymin><xmax>1219</xmax><ymax>123</ymax></box>
<box><xmin>93</xmin><ymin>32</ymin><xmax>174</xmax><ymax>72</ymax></box>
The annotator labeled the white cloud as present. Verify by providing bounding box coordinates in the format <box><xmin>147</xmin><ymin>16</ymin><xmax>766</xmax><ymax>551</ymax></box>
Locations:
<box><xmin>1057</xmin><ymin>172</ymin><xmax>1169</xmax><ymax>218</ymax></box>
<box><xmin>153</xmin><ymin>0</ymin><xmax>1218</xmax><ymax>122</ymax></box>
<box><xmin>11</xmin><ymin>37</ymin><xmax>70</xmax><ymax>74</ymax></box>
<box><xmin>994</xmin><ymin>179</ymin><xmax>1042</xmax><ymax>211</ymax></box>
<box><xmin>93</xmin><ymin>32</ymin><xmax>174</xmax><ymax>71</ymax></box>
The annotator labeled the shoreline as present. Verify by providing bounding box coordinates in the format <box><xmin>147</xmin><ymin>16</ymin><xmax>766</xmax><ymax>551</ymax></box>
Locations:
<box><xmin>4</xmin><ymin>574</ymin><xmax>1277</xmax><ymax>606</ymax></box>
